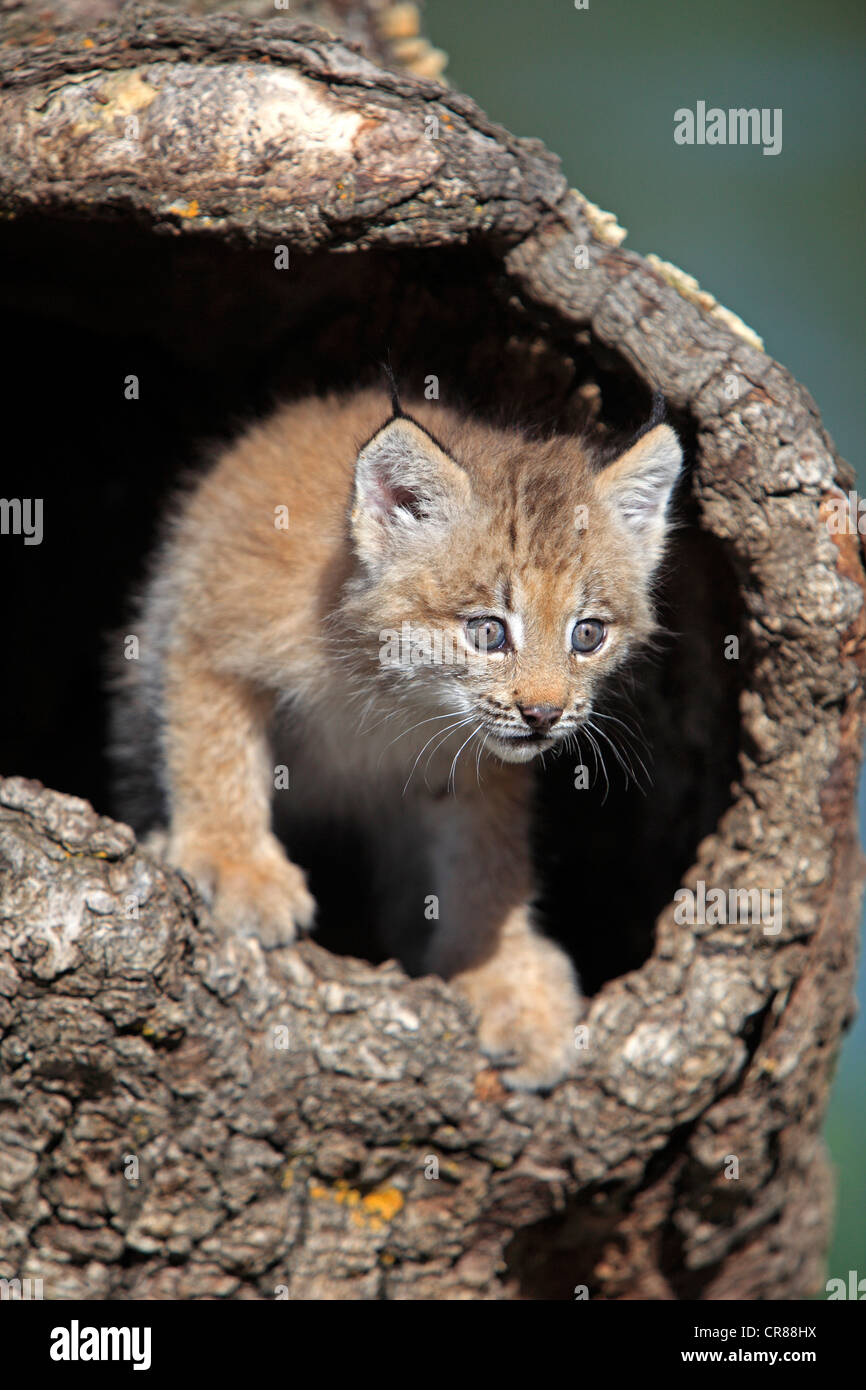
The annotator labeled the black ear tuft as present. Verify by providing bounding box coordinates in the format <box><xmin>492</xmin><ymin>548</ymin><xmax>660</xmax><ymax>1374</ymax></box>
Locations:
<box><xmin>648</xmin><ymin>388</ymin><xmax>667</xmax><ymax>428</ymax></box>
<box><xmin>628</xmin><ymin>388</ymin><xmax>667</xmax><ymax>446</ymax></box>
<box><xmin>380</xmin><ymin>355</ymin><xmax>403</xmax><ymax>418</ymax></box>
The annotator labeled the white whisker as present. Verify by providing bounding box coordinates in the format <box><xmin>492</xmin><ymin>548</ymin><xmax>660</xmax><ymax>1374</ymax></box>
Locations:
<box><xmin>376</xmin><ymin>708</ymin><xmax>466</xmax><ymax>766</ymax></box>
<box><xmin>403</xmin><ymin>715</ymin><xmax>475</xmax><ymax>796</ymax></box>
<box><xmin>448</xmin><ymin>722</ymin><xmax>484</xmax><ymax>793</ymax></box>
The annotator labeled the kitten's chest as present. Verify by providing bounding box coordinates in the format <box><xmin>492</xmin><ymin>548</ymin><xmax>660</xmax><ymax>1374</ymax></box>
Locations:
<box><xmin>271</xmin><ymin>686</ymin><xmax>482</xmax><ymax>815</ymax></box>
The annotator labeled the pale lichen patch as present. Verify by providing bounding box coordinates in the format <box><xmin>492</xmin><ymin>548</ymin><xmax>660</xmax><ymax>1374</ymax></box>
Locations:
<box><xmin>647</xmin><ymin>253</ymin><xmax>765</xmax><ymax>351</ymax></box>
<box><xmin>572</xmin><ymin>189</ymin><xmax>628</xmax><ymax>246</ymax></box>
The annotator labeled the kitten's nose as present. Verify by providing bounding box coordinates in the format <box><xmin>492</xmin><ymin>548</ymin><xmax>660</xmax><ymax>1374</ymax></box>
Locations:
<box><xmin>518</xmin><ymin>703</ymin><xmax>563</xmax><ymax>733</ymax></box>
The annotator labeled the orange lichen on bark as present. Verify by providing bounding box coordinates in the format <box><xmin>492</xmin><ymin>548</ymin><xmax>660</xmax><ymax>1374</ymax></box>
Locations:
<box><xmin>307</xmin><ymin>1179</ymin><xmax>404</xmax><ymax>1229</ymax></box>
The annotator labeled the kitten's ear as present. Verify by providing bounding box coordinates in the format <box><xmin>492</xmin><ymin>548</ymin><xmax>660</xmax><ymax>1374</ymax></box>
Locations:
<box><xmin>351</xmin><ymin>416</ymin><xmax>469</xmax><ymax>566</ymax></box>
<box><xmin>595</xmin><ymin>423</ymin><xmax>682</xmax><ymax>566</ymax></box>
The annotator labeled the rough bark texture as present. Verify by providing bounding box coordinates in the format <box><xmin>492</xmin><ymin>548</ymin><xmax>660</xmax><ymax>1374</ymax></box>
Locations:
<box><xmin>0</xmin><ymin>1</ymin><xmax>863</xmax><ymax>1300</ymax></box>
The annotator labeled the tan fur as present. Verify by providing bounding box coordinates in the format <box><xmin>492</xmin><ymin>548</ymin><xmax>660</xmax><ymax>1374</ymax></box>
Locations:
<box><xmin>110</xmin><ymin>388</ymin><xmax>681</xmax><ymax>1089</ymax></box>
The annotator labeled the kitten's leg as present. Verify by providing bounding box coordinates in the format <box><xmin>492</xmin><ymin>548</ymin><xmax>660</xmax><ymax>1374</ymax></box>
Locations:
<box><xmin>423</xmin><ymin>770</ymin><xmax>582</xmax><ymax>1091</ymax></box>
<box><xmin>161</xmin><ymin>651</ymin><xmax>315</xmax><ymax>945</ymax></box>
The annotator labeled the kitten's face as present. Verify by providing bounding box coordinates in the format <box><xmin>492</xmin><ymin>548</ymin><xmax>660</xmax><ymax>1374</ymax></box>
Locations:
<box><xmin>347</xmin><ymin>407</ymin><xmax>682</xmax><ymax>767</ymax></box>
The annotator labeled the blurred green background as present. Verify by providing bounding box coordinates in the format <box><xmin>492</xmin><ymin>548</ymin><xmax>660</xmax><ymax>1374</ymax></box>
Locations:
<box><xmin>424</xmin><ymin>0</ymin><xmax>865</xmax><ymax>1284</ymax></box>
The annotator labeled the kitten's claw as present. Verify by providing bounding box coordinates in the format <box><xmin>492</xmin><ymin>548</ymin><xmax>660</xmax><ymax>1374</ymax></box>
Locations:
<box><xmin>170</xmin><ymin>836</ymin><xmax>316</xmax><ymax>947</ymax></box>
<box><xmin>454</xmin><ymin>937</ymin><xmax>583</xmax><ymax>1092</ymax></box>
<box><xmin>476</xmin><ymin>1010</ymin><xmax>579</xmax><ymax>1092</ymax></box>
<box><xmin>214</xmin><ymin>856</ymin><xmax>316</xmax><ymax>947</ymax></box>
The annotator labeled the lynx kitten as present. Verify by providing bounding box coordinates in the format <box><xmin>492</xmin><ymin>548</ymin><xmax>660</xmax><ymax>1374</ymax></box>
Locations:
<box><xmin>110</xmin><ymin>388</ymin><xmax>681</xmax><ymax>1090</ymax></box>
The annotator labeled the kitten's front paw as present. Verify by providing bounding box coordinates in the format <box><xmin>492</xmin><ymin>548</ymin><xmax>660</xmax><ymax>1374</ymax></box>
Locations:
<box><xmin>454</xmin><ymin>937</ymin><xmax>583</xmax><ymax>1092</ymax></box>
<box><xmin>170</xmin><ymin>834</ymin><xmax>316</xmax><ymax>947</ymax></box>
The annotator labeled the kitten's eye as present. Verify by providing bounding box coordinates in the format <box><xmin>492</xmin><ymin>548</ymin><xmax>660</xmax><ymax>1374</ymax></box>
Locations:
<box><xmin>466</xmin><ymin>616</ymin><xmax>508</xmax><ymax>652</ymax></box>
<box><xmin>571</xmin><ymin>619</ymin><xmax>606</xmax><ymax>653</ymax></box>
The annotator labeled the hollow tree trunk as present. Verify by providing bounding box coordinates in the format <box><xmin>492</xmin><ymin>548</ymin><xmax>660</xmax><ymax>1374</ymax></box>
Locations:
<box><xmin>0</xmin><ymin>0</ymin><xmax>863</xmax><ymax>1300</ymax></box>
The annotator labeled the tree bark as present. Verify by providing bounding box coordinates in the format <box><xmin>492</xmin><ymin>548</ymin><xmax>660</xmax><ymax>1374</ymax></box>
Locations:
<box><xmin>0</xmin><ymin>0</ymin><xmax>863</xmax><ymax>1300</ymax></box>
